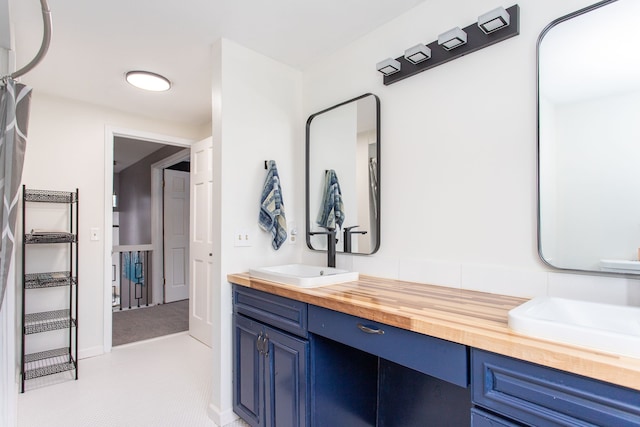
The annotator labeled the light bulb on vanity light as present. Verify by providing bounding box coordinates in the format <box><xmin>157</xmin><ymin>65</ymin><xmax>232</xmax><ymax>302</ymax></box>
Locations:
<box><xmin>404</xmin><ymin>44</ymin><xmax>431</xmax><ymax>64</ymax></box>
<box><xmin>437</xmin><ymin>27</ymin><xmax>467</xmax><ymax>51</ymax></box>
<box><xmin>376</xmin><ymin>58</ymin><xmax>402</xmax><ymax>76</ymax></box>
<box><xmin>478</xmin><ymin>6</ymin><xmax>511</xmax><ymax>34</ymax></box>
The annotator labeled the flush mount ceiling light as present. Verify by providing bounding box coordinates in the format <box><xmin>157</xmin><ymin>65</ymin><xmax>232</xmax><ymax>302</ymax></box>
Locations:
<box><xmin>478</xmin><ymin>6</ymin><xmax>511</xmax><ymax>34</ymax></box>
<box><xmin>438</xmin><ymin>27</ymin><xmax>468</xmax><ymax>51</ymax></box>
<box><xmin>125</xmin><ymin>71</ymin><xmax>171</xmax><ymax>92</ymax></box>
<box><xmin>404</xmin><ymin>44</ymin><xmax>431</xmax><ymax>65</ymax></box>
<box><xmin>376</xmin><ymin>58</ymin><xmax>401</xmax><ymax>76</ymax></box>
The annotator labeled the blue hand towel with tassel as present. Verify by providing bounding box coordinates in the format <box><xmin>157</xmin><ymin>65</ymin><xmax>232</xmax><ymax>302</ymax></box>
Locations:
<box><xmin>316</xmin><ymin>169</ymin><xmax>344</xmax><ymax>230</ymax></box>
<box><xmin>259</xmin><ymin>160</ymin><xmax>287</xmax><ymax>250</ymax></box>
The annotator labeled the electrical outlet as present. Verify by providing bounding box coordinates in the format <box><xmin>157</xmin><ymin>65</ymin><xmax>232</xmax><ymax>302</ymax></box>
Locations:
<box><xmin>289</xmin><ymin>221</ymin><xmax>297</xmax><ymax>245</ymax></box>
<box><xmin>90</xmin><ymin>227</ymin><xmax>100</xmax><ymax>241</ymax></box>
<box><xmin>234</xmin><ymin>228</ymin><xmax>251</xmax><ymax>247</ymax></box>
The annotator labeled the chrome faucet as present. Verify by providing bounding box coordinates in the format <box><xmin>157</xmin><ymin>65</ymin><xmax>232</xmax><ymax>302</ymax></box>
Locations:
<box><xmin>309</xmin><ymin>226</ymin><xmax>337</xmax><ymax>267</ymax></box>
<box><xmin>343</xmin><ymin>225</ymin><xmax>367</xmax><ymax>254</ymax></box>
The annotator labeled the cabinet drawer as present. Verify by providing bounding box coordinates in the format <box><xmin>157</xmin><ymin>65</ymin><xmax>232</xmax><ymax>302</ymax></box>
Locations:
<box><xmin>472</xmin><ymin>349</ymin><xmax>640</xmax><ymax>427</ymax></box>
<box><xmin>309</xmin><ymin>305</ymin><xmax>468</xmax><ymax>387</ymax></box>
<box><xmin>471</xmin><ymin>408</ymin><xmax>521</xmax><ymax>427</ymax></box>
<box><xmin>233</xmin><ymin>285</ymin><xmax>307</xmax><ymax>337</ymax></box>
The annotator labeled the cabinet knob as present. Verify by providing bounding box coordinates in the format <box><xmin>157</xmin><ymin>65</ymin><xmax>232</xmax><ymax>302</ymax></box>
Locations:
<box><xmin>256</xmin><ymin>332</ymin><xmax>270</xmax><ymax>356</ymax></box>
<box><xmin>257</xmin><ymin>333</ymin><xmax>265</xmax><ymax>354</ymax></box>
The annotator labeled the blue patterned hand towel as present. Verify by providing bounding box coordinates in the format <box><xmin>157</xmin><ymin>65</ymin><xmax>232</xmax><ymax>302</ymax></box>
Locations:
<box><xmin>259</xmin><ymin>160</ymin><xmax>287</xmax><ymax>250</ymax></box>
<box><xmin>316</xmin><ymin>169</ymin><xmax>344</xmax><ymax>230</ymax></box>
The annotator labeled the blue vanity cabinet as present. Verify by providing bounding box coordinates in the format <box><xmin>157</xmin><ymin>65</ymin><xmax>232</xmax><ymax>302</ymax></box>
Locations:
<box><xmin>309</xmin><ymin>305</ymin><xmax>472</xmax><ymax>426</ymax></box>
<box><xmin>471</xmin><ymin>349</ymin><xmax>640</xmax><ymax>426</ymax></box>
<box><xmin>232</xmin><ymin>285</ymin><xmax>309</xmax><ymax>427</ymax></box>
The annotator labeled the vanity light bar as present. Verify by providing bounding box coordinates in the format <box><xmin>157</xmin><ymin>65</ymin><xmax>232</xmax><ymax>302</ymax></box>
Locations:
<box><xmin>378</xmin><ymin>4</ymin><xmax>519</xmax><ymax>85</ymax></box>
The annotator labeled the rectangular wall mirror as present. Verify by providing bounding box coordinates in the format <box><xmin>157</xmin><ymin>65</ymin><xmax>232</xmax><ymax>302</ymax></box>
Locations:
<box><xmin>306</xmin><ymin>93</ymin><xmax>380</xmax><ymax>255</ymax></box>
<box><xmin>538</xmin><ymin>0</ymin><xmax>640</xmax><ymax>275</ymax></box>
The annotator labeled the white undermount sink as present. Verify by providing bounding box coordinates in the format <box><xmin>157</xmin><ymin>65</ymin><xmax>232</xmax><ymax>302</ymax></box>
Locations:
<box><xmin>249</xmin><ymin>264</ymin><xmax>359</xmax><ymax>288</ymax></box>
<box><xmin>508</xmin><ymin>297</ymin><xmax>640</xmax><ymax>359</ymax></box>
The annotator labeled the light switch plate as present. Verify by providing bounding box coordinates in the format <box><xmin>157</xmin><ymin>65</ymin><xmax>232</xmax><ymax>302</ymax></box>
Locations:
<box><xmin>234</xmin><ymin>228</ymin><xmax>251</xmax><ymax>247</ymax></box>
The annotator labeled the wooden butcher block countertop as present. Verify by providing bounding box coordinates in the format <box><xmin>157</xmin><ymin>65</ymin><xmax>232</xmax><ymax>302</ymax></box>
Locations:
<box><xmin>228</xmin><ymin>273</ymin><xmax>640</xmax><ymax>391</ymax></box>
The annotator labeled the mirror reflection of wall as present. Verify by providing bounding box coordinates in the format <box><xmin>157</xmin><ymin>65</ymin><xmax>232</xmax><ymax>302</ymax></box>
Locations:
<box><xmin>306</xmin><ymin>93</ymin><xmax>380</xmax><ymax>255</ymax></box>
<box><xmin>538</xmin><ymin>0</ymin><xmax>640</xmax><ymax>274</ymax></box>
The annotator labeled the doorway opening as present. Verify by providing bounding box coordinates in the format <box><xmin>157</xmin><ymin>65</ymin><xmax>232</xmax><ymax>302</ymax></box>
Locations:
<box><xmin>109</xmin><ymin>134</ymin><xmax>192</xmax><ymax>347</ymax></box>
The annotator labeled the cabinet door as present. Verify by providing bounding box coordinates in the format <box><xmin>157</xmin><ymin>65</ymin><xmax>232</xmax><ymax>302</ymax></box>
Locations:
<box><xmin>233</xmin><ymin>315</ymin><xmax>265</xmax><ymax>427</ymax></box>
<box><xmin>264</xmin><ymin>326</ymin><xmax>309</xmax><ymax>427</ymax></box>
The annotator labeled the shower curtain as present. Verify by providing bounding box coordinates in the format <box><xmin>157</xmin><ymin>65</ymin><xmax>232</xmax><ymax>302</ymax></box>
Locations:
<box><xmin>0</xmin><ymin>79</ymin><xmax>32</xmax><ymax>309</ymax></box>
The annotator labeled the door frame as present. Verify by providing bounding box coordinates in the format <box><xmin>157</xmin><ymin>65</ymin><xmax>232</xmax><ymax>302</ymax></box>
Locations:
<box><xmin>151</xmin><ymin>149</ymin><xmax>190</xmax><ymax>305</ymax></box>
<box><xmin>103</xmin><ymin>126</ymin><xmax>194</xmax><ymax>353</ymax></box>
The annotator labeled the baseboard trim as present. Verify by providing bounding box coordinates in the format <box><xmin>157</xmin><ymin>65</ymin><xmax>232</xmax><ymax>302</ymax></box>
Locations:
<box><xmin>208</xmin><ymin>402</ymin><xmax>239</xmax><ymax>426</ymax></box>
<box><xmin>78</xmin><ymin>345</ymin><xmax>104</xmax><ymax>360</ymax></box>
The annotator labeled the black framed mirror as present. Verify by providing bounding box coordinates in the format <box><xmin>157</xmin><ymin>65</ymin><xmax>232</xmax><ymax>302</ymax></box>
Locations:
<box><xmin>306</xmin><ymin>93</ymin><xmax>380</xmax><ymax>255</ymax></box>
<box><xmin>538</xmin><ymin>0</ymin><xmax>640</xmax><ymax>275</ymax></box>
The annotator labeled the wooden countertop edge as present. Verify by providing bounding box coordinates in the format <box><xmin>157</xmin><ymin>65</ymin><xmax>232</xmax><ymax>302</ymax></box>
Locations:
<box><xmin>227</xmin><ymin>273</ymin><xmax>640</xmax><ymax>391</ymax></box>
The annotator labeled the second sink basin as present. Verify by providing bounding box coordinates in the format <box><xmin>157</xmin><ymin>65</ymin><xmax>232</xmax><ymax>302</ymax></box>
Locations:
<box><xmin>508</xmin><ymin>296</ymin><xmax>640</xmax><ymax>359</ymax></box>
<box><xmin>249</xmin><ymin>264</ymin><xmax>359</xmax><ymax>288</ymax></box>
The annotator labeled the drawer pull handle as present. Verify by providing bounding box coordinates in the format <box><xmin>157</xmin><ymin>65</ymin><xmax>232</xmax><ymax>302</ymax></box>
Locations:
<box><xmin>357</xmin><ymin>323</ymin><xmax>384</xmax><ymax>335</ymax></box>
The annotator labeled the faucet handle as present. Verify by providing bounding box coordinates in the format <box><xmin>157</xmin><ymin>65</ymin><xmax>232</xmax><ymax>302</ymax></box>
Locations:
<box><xmin>310</xmin><ymin>226</ymin><xmax>336</xmax><ymax>235</ymax></box>
<box><xmin>344</xmin><ymin>225</ymin><xmax>367</xmax><ymax>235</ymax></box>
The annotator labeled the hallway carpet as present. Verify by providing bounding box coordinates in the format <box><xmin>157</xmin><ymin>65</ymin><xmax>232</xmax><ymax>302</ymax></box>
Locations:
<box><xmin>112</xmin><ymin>299</ymin><xmax>189</xmax><ymax>346</ymax></box>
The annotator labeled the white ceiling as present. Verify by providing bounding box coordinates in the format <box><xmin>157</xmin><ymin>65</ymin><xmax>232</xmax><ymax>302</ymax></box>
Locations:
<box><xmin>9</xmin><ymin>0</ymin><xmax>426</xmax><ymax>128</ymax></box>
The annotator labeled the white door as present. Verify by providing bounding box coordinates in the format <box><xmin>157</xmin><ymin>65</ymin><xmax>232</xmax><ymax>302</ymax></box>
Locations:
<box><xmin>189</xmin><ymin>137</ymin><xmax>213</xmax><ymax>347</ymax></box>
<box><xmin>164</xmin><ymin>169</ymin><xmax>190</xmax><ymax>303</ymax></box>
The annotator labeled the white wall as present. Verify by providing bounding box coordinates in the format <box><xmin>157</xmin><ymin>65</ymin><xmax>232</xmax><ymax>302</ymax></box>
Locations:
<box><xmin>0</xmin><ymin>0</ymin><xmax>9</xmax><ymax>50</ymax></box>
<box><xmin>300</xmin><ymin>0</ymin><xmax>640</xmax><ymax>303</ymax></box>
<box><xmin>209</xmin><ymin>39</ymin><xmax>303</xmax><ymax>425</ymax></box>
<box><xmin>20</xmin><ymin>92</ymin><xmax>206</xmax><ymax>360</ymax></box>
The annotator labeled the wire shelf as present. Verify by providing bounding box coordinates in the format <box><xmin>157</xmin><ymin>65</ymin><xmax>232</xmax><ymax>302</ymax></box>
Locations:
<box><xmin>24</xmin><ymin>348</ymin><xmax>76</xmax><ymax>380</ymax></box>
<box><xmin>25</xmin><ymin>233</ymin><xmax>76</xmax><ymax>244</ymax></box>
<box><xmin>21</xmin><ymin>186</ymin><xmax>80</xmax><ymax>392</ymax></box>
<box><xmin>24</xmin><ymin>189</ymin><xmax>77</xmax><ymax>203</ymax></box>
<box><xmin>25</xmin><ymin>271</ymin><xmax>75</xmax><ymax>289</ymax></box>
<box><xmin>24</xmin><ymin>310</ymin><xmax>76</xmax><ymax>334</ymax></box>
